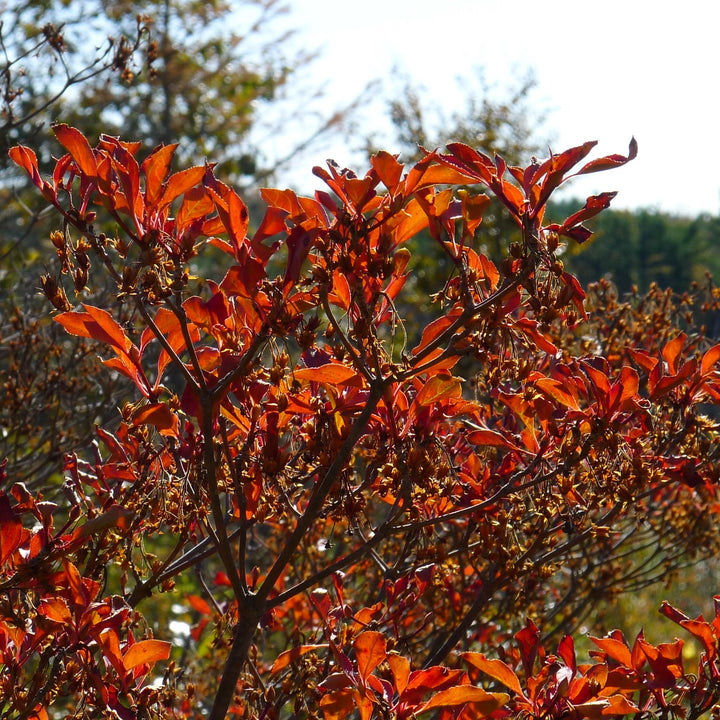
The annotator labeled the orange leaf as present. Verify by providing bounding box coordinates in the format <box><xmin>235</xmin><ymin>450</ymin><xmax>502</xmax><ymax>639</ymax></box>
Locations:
<box><xmin>462</xmin><ymin>653</ymin><xmax>526</xmax><ymax>698</ymax></box>
<box><xmin>122</xmin><ymin>639</ymin><xmax>172</xmax><ymax>670</ymax></box>
<box><xmin>76</xmin><ymin>505</ymin><xmax>134</xmax><ymax>540</ymax></box>
<box><xmin>53</xmin><ymin>124</ymin><xmax>97</xmax><ymax>177</ymax></box>
<box><xmin>82</xmin><ymin>304</ymin><xmax>133</xmax><ymax>352</ymax></box>
<box><xmin>701</xmin><ymin>343</ymin><xmax>720</xmax><ymax>376</ymax></box>
<box><xmin>9</xmin><ymin>145</ymin><xmax>43</xmax><ymax>188</ymax></box>
<box><xmin>534</xmin><ymin>377</ymin><xmax>579</xmax><ymax>410</ymax></box>
<box><xmin>132</xmin><ymin>403</ymin><xmax>179</xmax><ymax>435</ymax></box>
<box><xmin>187</xmin><ymin>594</ymin><xmax>212</xmax><ymax>616</ymax></box>
<box><xmin>55</xmin><ymin>305</ymin><xmax>132</xmax><ymax>355</ymax></box>
<box><xmin>416</xmin><ymin>374</ymin><xmax>462</xmax><ymax>406</ymax></box>
<box><xmin>330</xmin><ymin>270</ymin><xmax>352</xmax><ymax>311</ymax></box>
<box><xmin>662</xmin><ymin>333</ymin><xmax>686</xmax><ymax>375</ymax></box>
<box><xmin>177</xmin><ymin>186</ymin><xmax>214</xmax><ymax>231</ymax></box>
<box><xmin>354</xmin><ymin>631</ymin><xmax>387</xmax><ymax>681</ymax></box>
<box><xmin>466</xmin><ymin>428</ymin><xmax>517</xmax><ymax>451</ymax></box>
<box><xmin>371</xmin><ymin>150</ymin><xmax>404</xmax><ymax>193</ymax></box>
<box><xmin>388</xmin><ymin>654</ymin><xmax>411</xmax><ymax>695</ymax></box>
<box><xmin>158</xmin><ymin>165</ymin><xmax>206</xmax><ymax>209</ymax></box>
<box><xmin>420</xmin><ymin>686</ymin><xmax>509</xmax><ymax>713</ymax></box>
<box><xmin>271</xmin><ymin>644</ymin><xmax>328</xmax><ymax>674</ymax></box>
<box><xmin>294</xmin><ymin>363</ymin><xmax>364</xmax><ymax>388</ymax></box>
<box><xmin>590</xmin><ymin>635</ymin><xmax>632</xmax><ymax>667</ymax></box>
<box><xmin>319</xmin><ymin>689</ymin><xmax>357</xmax><ymax>720</ymax></box>
<box><xmin>142</xmin><ymin>143</ymin><xmax>178</xmax><ymax>207</ymax></box>
<box><xmin>600</xmin><ymin>694</ymin><xmax>641</xmax><ymax>715</ymax></box>
<box><xmin>98</xmin><ymin>628</ymin><xmax>126</xmax><ymax>676</ymax></box>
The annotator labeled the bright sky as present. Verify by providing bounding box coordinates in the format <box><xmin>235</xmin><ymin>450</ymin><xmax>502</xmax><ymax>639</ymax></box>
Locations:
<box><xmin>287</xmin><ymin>0</ymin><xmax>720</xmax><ymax>217</ymax></box>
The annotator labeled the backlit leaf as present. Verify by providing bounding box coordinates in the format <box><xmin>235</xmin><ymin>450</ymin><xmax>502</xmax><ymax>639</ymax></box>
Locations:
<box><xmin>122</xmin><ymin>639</ymin><xmax>172</xmax><ymax>670</ymax></box>
<box><xmin>416</xmin><ymin>374</ymin><xmax>462</xmax><ymax>406</ymax></box>
<box><xmin>0</xmin><ymin>493</ymin><xmax>23</xmax><ymax>566</ymax></box>
<box><xmin>371</xmin><ymin>150</ymin><xmax>404</xmax><ymax>193</ymax></box>
<box><xmin>53</xmin><ymin>124</ymin><xmax>98</xmax><ymax>177</ymax></box>
<box><xmin>461</xmin><ymin>653</ymin><xmax>526</xmax><ymax>697</ymax></box>
<box><xmin>294</xmin><ymin>363</ymin><xmax>364</xmax><ymax>387</ymax></box>
<box><xmin>420</xmin><ymin>686</ymin><xmax>509</xmax><ymax>713</ymax></box>
<box><xmin>158</xmin><ymin>165</ymin><xmax>206</xmax><ymax>209</ymax></box>
<box><xmin>575</xmin><ymin>137</ymin><xmax>638</xmax><ymax>176</ymax></box>
<box><xmin>354</xmin><ymin>631</ymin><xmax>387</xmax><ymax>681</ymax></box>
<box><xmin>141</xmin><ymin>143</ymin><xmax>178</xmax><ymax>207</ymax></box>
<box><xmin>701</xmin><ymin>344</ymin><xmax>720</xmax><ymax>376</ymax></box>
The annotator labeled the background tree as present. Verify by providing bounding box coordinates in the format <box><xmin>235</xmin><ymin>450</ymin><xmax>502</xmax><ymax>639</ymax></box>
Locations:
<box><xmin>3</xmin><ymin>127</ymin><xmax>720</xmax><ymax>719</ymax></box>
<box><xmin>549</xmin><ymin>200</ymin><xmax>720</xmax><ymax>297</ymax></box>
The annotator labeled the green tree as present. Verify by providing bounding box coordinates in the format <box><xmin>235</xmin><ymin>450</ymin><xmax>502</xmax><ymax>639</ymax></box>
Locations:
<box><xmin>553</xmin><ymin>201</ymin><xmax>720</xmax><ymax>295</ymax></box>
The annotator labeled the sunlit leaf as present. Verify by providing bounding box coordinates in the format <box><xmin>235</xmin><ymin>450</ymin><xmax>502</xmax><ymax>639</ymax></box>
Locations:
<box><xmin>416</xmin><ymin>374</ymin><xmax>462</xmax><ymax>406</ymax></box>
<box><xmin>294</xmin><ymin>362</ymin><xmax>364</xmax><ymax>387</ymax></box>
<box><xmin>53</xmin><ymin>124</ymin><xmax>98</xmax><ymax>177</ymax></box>
<box><xmin>462</xmin><ymin>654</ymin><xmax>526</xmax><ymax>698</ymax></box>
<box><xmin>354</xmin><ymin>631</ymin><xmax>387</xmax><ymax>681</ymax></box>
<box><xmin>420</xmin><ymin>686</ymin><xmax>509</xmax><ymax>713</ymax></box>
<box><xmin>122</xmin><ymin>639</ymin><xmax>172</xmax><ymax>670</ymax></box>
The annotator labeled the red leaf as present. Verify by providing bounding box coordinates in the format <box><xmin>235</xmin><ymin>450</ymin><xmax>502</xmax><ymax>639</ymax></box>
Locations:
<box><xmin>516</xmin><ymin>619</ymin><xmax>541</xmax><ymax>677</ymax></box>
<box><xmin>122</xmin><ymin>639</ymin><xmax>172</xmax><ymax>670</ymax></box>
<box><xmin>283</xmin><ymin>226</ymin><xmax>314</xmax><ymax>291</ymax></box>
<box><xmin>466</xmin><ymin>427</ymin><xmax>518</xmax><ymax>451</ymax></box>
<box><xmin>557</xmin><ymin>635</ymin><xmax>577</xmax><ymax>673</ymax></box>
<box><xmin>534</xmin><ymin>141</ymin><xmax>598</xmax><ymax>212</ymax></box>
<box><xmin>0</xmin><ymin>493</ymin><xmax>23</xmax><ymax>566</ymax></box>
<box><xmin>553</xmin><ymin>192</ymin><xmax>618</xmax><ymax>241</ymax></box>
<box><xmin>576</xmin><ymin>137</ymin><xmax>638</xmax><ymax>176</ymax></box>
<box><xmin>53</xmin><ymin>124</ymin><xmax>98</xmax><ymax>177</ymax></box>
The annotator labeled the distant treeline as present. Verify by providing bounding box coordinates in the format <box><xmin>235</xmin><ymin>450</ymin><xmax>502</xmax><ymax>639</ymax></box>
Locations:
<box><xmin>550</xmin><ymin>199</ymin><xmax>720</xmax><ymax>294</ymax></box>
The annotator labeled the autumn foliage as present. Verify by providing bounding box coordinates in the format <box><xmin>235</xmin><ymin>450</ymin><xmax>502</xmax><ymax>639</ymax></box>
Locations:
<box><xmin>2</xmin><ymin>126</ymin><xmax>720</xmax><ymax>719</ymax></box>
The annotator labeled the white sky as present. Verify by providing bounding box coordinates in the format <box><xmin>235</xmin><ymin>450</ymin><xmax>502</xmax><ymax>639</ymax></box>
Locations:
<box><xmin>284</xmin><ymin>0</ymin><xmax>719</xmax><ymax>217</ymax></box>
